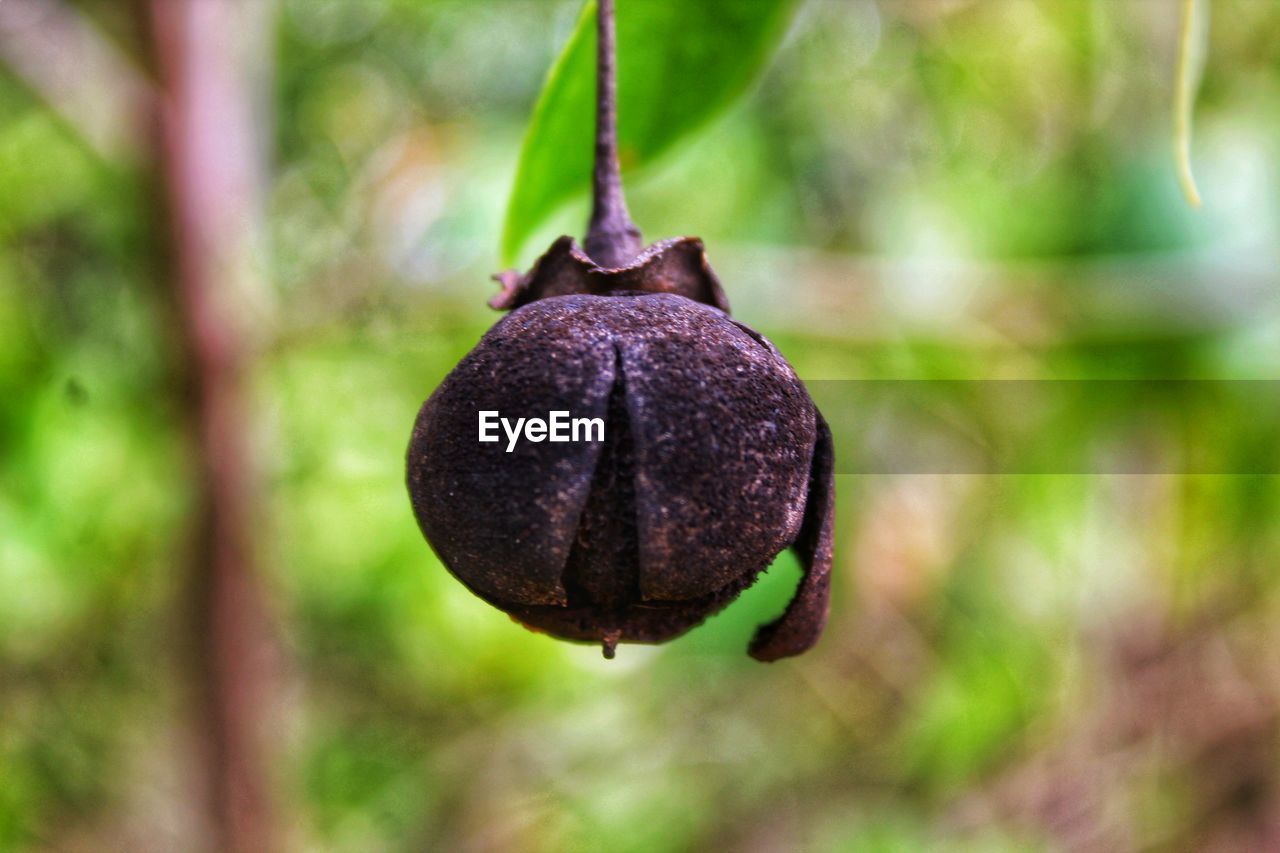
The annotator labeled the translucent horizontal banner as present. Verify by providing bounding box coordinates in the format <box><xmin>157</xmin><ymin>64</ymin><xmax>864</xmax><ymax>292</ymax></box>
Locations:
<box><xmin>808</xmin><ymin>380</ymin><xmax>1280</xmax><ymax>475</ymax></box>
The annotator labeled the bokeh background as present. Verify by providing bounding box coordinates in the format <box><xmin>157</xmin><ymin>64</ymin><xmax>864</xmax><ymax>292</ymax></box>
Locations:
<box><xmin>3</xmin><ymin>0</ymin><xmax>1280</xmax><ymax>850</ymax></box>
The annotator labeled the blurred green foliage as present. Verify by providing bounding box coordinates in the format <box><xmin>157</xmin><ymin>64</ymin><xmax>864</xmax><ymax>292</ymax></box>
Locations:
<box><xmin>2</xmin><ymin>0</ymin><xmax>1280</xmax><ymax>850</ymax></box>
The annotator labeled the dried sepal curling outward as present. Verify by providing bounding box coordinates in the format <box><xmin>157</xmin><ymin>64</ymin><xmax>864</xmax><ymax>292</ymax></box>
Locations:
<box><xmin>490</xmin><ymin>236</ymin><xmax>729</xmax><ymax>313</ymax></box>
<box><xmin>406</xmin><ymin>0</ymin><xmax>835</xmax><ymax>661</ymax></box>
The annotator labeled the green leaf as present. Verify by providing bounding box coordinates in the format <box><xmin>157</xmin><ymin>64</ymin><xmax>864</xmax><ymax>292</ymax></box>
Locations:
<box><xmin>501</xmin><ymin>0</ymin><xmax>803</xmax><ymax>265</ymax></box>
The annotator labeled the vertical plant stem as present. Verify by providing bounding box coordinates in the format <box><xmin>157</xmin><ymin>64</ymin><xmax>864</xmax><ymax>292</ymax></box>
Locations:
<box><xmin>1175</xmin><ymin>0</ymin><xmax>1204</xmax><ymax>209</ymax></box>
<box><xmin>142</xmin><ymin>0</ymin><xmax>276</xmax><ymax>849</ymax></box>
<box><xmin>584</xmin><ymin>0</ymin><xmax>644</xmax><ymax>268</ymax></box>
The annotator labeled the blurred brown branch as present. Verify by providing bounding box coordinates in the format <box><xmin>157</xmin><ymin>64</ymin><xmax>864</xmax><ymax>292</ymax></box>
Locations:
<box><xmin>141</xmin><ymin>0</ymin><xmax>278</xmax><ymax>850</ymax></box>
<box><xmin>0</xmin><ymin>0</ymin><xmax>150</xmax><ymax>160</ymax></box>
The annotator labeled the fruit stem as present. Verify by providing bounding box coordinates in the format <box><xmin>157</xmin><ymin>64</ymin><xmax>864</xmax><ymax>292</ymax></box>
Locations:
<box><xmin>584</xmin><ymin>0</ymin><xmax>644</xmax><ymax>268</ymax></box>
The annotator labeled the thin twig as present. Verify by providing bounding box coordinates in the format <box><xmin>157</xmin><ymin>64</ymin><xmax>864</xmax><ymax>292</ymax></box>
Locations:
<box><xmin>1175</xmin><ymin>0</ymin><xmax>1204</xmax><ymax>209</ymax></box>
<box><xmin>0</xmin><ymin>0</ymin><xmax>150</xmax><ymax>160</ymax></box>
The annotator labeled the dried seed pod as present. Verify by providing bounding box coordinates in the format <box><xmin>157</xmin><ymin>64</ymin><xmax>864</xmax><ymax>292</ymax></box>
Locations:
<box><xmin>406</xmin><ymin>0</ymin><xmax>834</xmax><ymax>660</ymax></box>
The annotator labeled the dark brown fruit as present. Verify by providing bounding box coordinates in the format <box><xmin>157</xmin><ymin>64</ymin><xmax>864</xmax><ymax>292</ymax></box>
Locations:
<box><xmin>405</xmin><ymin>0</ymin><xmax>834</xmax><ymax>660</ymax></box>
<box><xmin>407</xmin><ymin>239</ymin><xmax>834</xmax><ymax>661</ymax></box>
